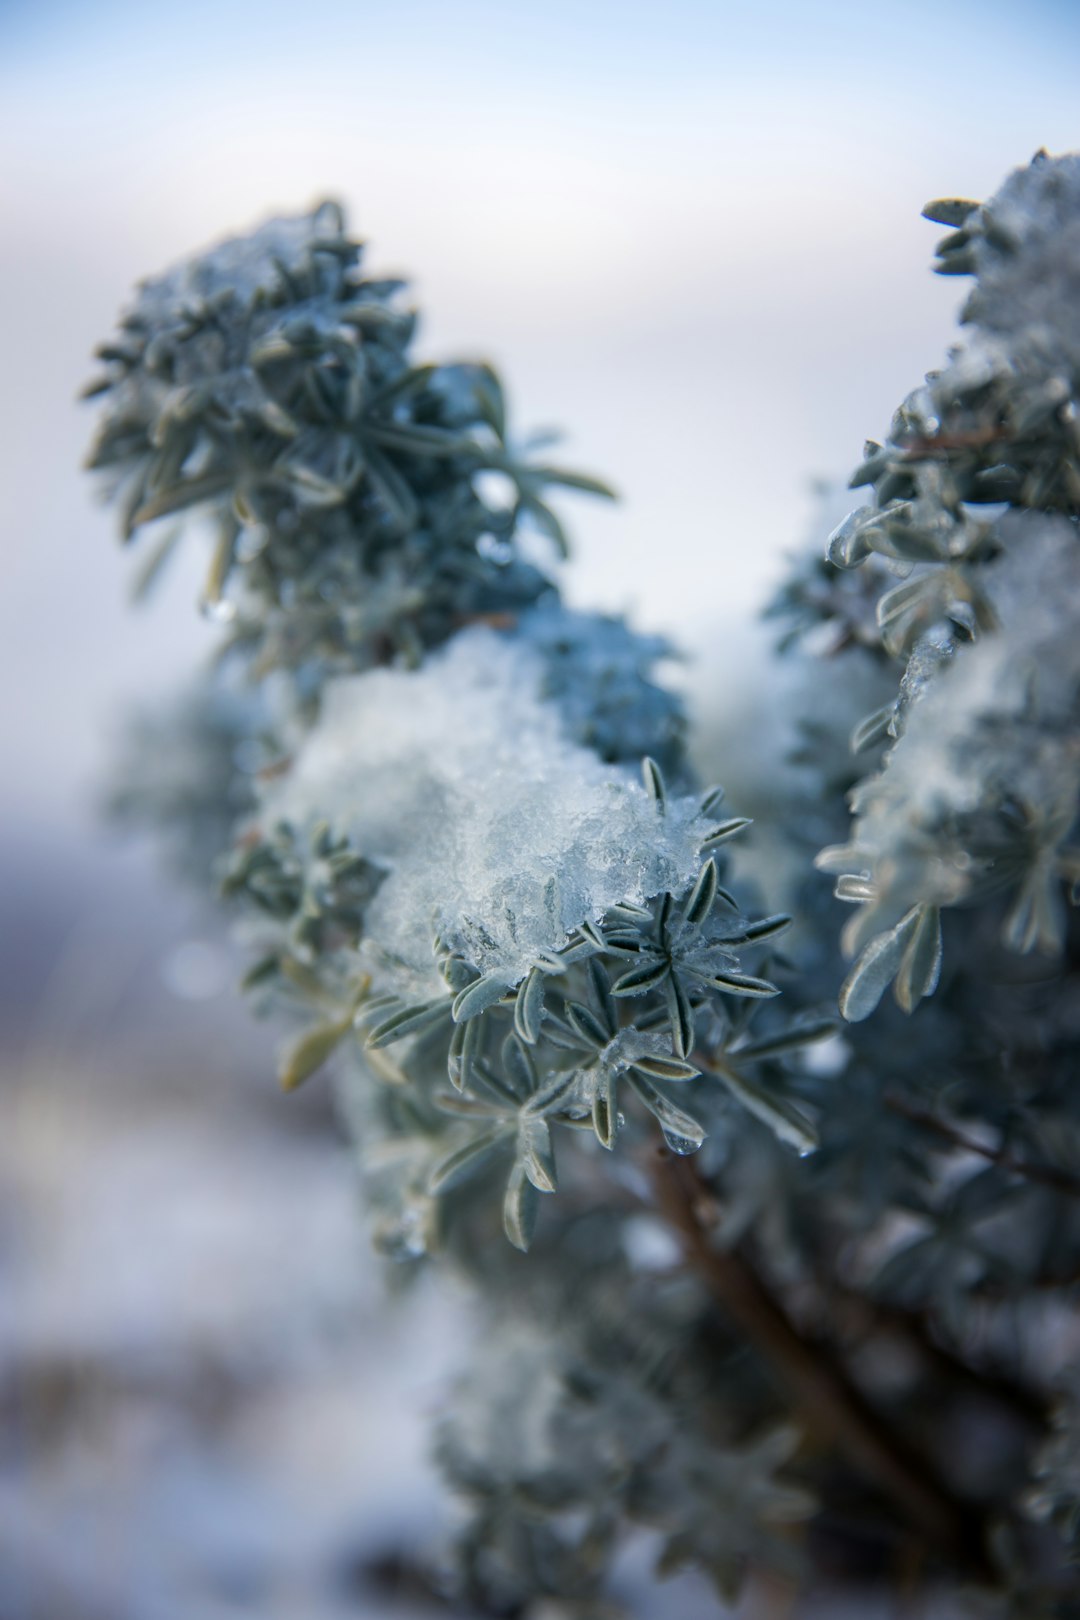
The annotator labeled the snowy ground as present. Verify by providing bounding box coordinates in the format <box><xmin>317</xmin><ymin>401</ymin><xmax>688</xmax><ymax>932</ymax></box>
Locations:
<box><xmin>0</xmin><ymin>830</ymin><xmax>985</xmax><ymax>1620</ymax></box>
<box><xmin>0</xmin><ymin>833</ymin><xmax>461</xmax><ymax>1619</ymax></box>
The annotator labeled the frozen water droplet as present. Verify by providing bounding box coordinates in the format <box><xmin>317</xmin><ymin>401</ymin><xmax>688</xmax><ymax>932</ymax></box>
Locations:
<box><xmin>200</xmin><ymin>595</ymin><xmax>237</xmax><ymax>624</ymax></box>
<box><xmin>376</xmin><ymin>1204</ymin><xmax>431</xmax><ymax>1261</ymax></box>
<box><xmin>236</xmin><ymin>525</ymin><xmax>268</xmax><ymax>563</ymax></box>
<box><xmin>661</xmin><ymin>1127</ymin><xmax>701</xmax><ymax>1157</ymax></box>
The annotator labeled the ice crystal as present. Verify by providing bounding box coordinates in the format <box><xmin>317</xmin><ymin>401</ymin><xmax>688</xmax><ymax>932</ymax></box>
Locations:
<box><xmin>266</xmin><ymin>627</ymin><xmax>707</xmax><ymax>992</ymax></box>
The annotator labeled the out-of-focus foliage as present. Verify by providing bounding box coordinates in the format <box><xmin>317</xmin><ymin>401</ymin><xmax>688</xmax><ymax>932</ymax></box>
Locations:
<box><xmin>812</xmin><ymin>152</ymin><xmax>1080</xmax><ymax>1020</ymax></box>
<box><xmin>92</xmin><ymin>157</ymin><xmax>1080</xmax><ymax>1618</ymax></box>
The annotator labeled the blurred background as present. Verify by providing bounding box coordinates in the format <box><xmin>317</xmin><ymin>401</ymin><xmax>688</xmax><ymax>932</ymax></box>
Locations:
<box><xmin>2</xmin><ymin>2</ymin><xmax>1079</xmax><ymax>1614</ymax></box>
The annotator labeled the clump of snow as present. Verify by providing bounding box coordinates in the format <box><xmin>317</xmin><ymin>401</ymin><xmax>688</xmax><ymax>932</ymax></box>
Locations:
<box><xmin>964</xmin><ymin>153</ymin><xmax>1080</xmax><ymax>374</ymax></box>
<box><xmin>264</xmin><ymin>628</ymin><xmax>707</xmax><ymax>994</ymax></box>
<box><xmin>850</xmin><ymin>514</ymin><xmax>1080</xmax><ymax>875</ymax></box>
<box><xmin>134</xmin><ymin>203</ymin><xmax>345</xmax><ymax>320</ymax></box>
<box><xmin>916</xmin><ymin>154</ymin><xmax>1080</xmax><ymax>423</ymax></box>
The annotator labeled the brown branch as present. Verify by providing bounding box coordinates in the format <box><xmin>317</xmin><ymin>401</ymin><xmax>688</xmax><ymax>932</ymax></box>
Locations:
<box><xmin>651</xmin><ymin>1149</ymin><xmax>993</xmax><ymax>1579</ymax></box>
<box><xmin>820</xmin><ymin>1275</ymin><xmax>1049</xmax><ymax>1429</ymax></box>
<box><xmin>884</xmin><ymin>1093</ymin><xmax>1080</xmax><ymax>1200</ymax></box>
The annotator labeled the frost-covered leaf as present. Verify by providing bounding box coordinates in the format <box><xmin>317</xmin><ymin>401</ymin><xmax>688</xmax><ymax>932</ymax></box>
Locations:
<box><xmin>702</xmin><ymin>817</ymin><xmax>752</xmax><ymax>847</ymax></box>
<box><xmin>519</xmin><ymin>1116</ymin><xmax>558</xmax><ymax>1193</ymax></box>
<box><xmin>733</xmin><ymin>1018</ymin><xmax>836</xmax><ymax>1061</ymax></box>
<box><xmin>642</xmin><ymin>755</ymin><xmax>666</xmax><ymax>808</ymax></box>
<box><xmin>630</xmin><ymin>1053</ymin><xmax>700</xmax><ymax>1083</ymax></box>
<box><xmin>591</xmin><ymin>1066</ymin><xmax>618</xmax><ymax>1150</ymax></box>
<box><xmin>709</xmin><ymin>970</ymin><xmax>779</xmax><ymax>1000</ymax></box>
<box><xmin>503</xmin><ymin>1161</ymin><xmax>540</xmax><ymax>1251</ymax></box>
<box><xmin>365</xmin><ymin>995</ymin><xmax>453</xmax><ymax>1048</ymax></box>
<box><xmin>630</xmin><ymin>1074</ymin><xmax>705</xmax><ymax>1155</ymax></box>
<box><xmin>452</xmin><ymin>972</ymin><xmax>512</xmax><ymax>1023</ymax></box>
<box><xmin>447</xmin><ymin>1014</ymin><xmax>483</xmax><ymax>1091</ymax></box>
<box><xmin>894</xmin><ymin>903</ymin><xmax>942</xmax><ymax>1013</ymax></box>
<box><xmin>838</xmin><ymin>909</ymin><xmax>921</xmax><ymax>1023</ymax></box>
<box><xmin>683</xmin><ymin>859</ymin><xmax>719</xmax><ymax>930</ymax></box>
<box><xmin>713</xmin><ymin>1063</ymin><xmax>818</xmax><ymax>1156</ymax></box>
<box><xmin>611</xmin><ymin>959</ymin><xmax>670</xmax><ymax>997</ymax></box>
<box><xmin>666</xmin><ymin>974</ymin><xmax>696</xmax><ymax>1058</ymax></box>
<box><xmin>513</xmin><ymin>965</ymin><xmax>547</xmax><ymax>1044</ymax></box>
<box><xmin>429</xmin><ymin>1129</ymin><xmax>507</xmax><ymax>1195</ymax></box>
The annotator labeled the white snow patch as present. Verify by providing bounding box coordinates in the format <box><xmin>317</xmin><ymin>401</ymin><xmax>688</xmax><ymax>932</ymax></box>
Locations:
<box><xmin>264</xmin><ymin>628</ymin><xmax>707</xmax><ymax>994</ymax></box>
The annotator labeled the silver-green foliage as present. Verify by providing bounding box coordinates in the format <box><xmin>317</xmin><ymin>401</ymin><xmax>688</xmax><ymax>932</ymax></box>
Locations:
<box><xmin>86</xmin><ymin>201</ymin><xmax>610</xmax><ymax>678</ymax></box>
<box><xmin>817</xmin><ymin>152</ymin><xmax>1080</xmax><ymax>1022</ymax></box>
<box><xmin>91</xmin><ymin>162</ymin><xmax>1080</xmax><ymax>1619</ymax></box>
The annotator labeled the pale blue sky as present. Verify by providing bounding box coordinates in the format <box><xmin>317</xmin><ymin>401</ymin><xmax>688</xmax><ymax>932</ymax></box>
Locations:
<box><xmin>2</xmin><ymin>0</ymin><xmax>1078</xmax><ymax>828</ymax></box>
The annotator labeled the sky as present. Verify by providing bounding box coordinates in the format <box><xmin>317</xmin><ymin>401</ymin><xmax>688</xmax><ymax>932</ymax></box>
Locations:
<box><xmin>2</xmin><ymin>0</ymin><xmax>1079</xmax><ymax>835</ymax></box>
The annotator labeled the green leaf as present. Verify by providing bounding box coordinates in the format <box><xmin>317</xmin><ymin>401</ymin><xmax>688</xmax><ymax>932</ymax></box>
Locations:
<box><xmin>521</xmin><ymin>1070</ymin><xmax>580</xmax><ymax>1116</ymax></box>
<box><xmin>709</xmin><ymin>971</ymin><xmax>779</xmax><ymax>999</ymax></box>
<box><xmin>565</xmin><ymin>999</ymin><xmax>611</xmax><ymax>1050</ymax></box>
<box><xmin>471</xmin><ymin>363</ymin><xmax>507</xmax><ymax>439</ymax></box>
<box><xmin>642</xmin><ymin>756</ymin><xmax>666</xmax><ymax>809</ymax></box>
<box><xmin>131</xmin><ymin>472</ymin><xmax>231</xmax><ymax>528</ymax></box>
<box><xmin>630</xmin><ymin>1053</ymin><xmax>700</xmax><ymax>1083</ymax></box>
<box><xmin>452</xmin><ymin>973</ymin><xmax>511</xmax><ymax>1023</ymax></box>
<box><xmin>525</xmin><ymin>465</ymin><xmax>617</xmax><ymax>499</ymax></box>
<box><xmin>366</xmin><ymin>363</ymin><xmax>437</xmax><ymax>410</ymax></box>
<box><xmin>630</xmin><ymin>1075</ymin><xmax>705</xmax><ymax>1155</ymax></box>
<box><xmin>367</xmin><ymin>421</ymin><xmax>475</xmax><ymax>458</ymax></box>
<box><xmin>702</xmin><ymin>818</ymin><xmax>752</xmax><ymax>848</ymax></box>
<box><xmin>741</xmin><ymin>914</ymin><xmax>792</xmax><ymax>944</ymax></box>
<box><xmin>365</xmin><ymin>996</ymin><xmax>452</xmax><ymax>1048</ymax></box>
<box><xmin>519</xmin><ymin>1117</ymin><xmax>557</xmax><ymax>1193</ymax></box>
<box><xmin>518</xmin><ymin>493</ymin><xmax>570</xmax><ymax>558</ymax></box>
<box><xmin>428</xmin><ymin>1129</ymin><xmax>506</xmax><ymax>1195</ymax></box>
<box><xmin>241</xmin><ymin>953</ymin><xmax>281</xmax><ymax>992</ymax></box>
<box><xmin>591</xmin><ymin>1066</ymin><xmax>618</xmax><ymax>1149</ymax></box>
<box><xmin>501</xmin><ymin>1033</ymin><xmax>538</xmax><ymax>1098</ymax></box>
<box><xmin>606</xmin><ymin>901</ymin><xmax>653</xmax><ymax>924</ymax></box>
<box><xmin>575</xmin><ymin>918</ymin><xmax>607</xmax><ymax>952</ymax></box>
<box><xmin>513</xmin><ymin>966</ymin><xmax>546</xmax><ymax>1044</ymax></box>
<box><xmin>838</xmin><ymin>909</ymin><xmax>921</xmax><ymax>1023</ymax></box>
<box><xmin>611</xmin><ymin>959</ymin><xmax>670</xmax><ymax>998</ymax></box>
<box><xmin>894</xmin><ymin>904</ymin><xmax>943</xmax><ymax>1014</ymax></box>
<box><xmin>447</xmin><ymin>1014</ymin><xmax>483</xmax><ymax>1091</ymax></box>
<box><xmin>713</xmin><ymin>1064</ymin><xmax>818</xmax><ymax>1156</ymax></box>
<box><xmin>279</xmin><ymin>1018</ymin><xmax>349</xmax><ymax>1091</ymax></box>
<box><xmin>363</xmin><ymin>444</ymin><xmax>421</xmax><ymax>532</ymax></box>
<box><xmin>835</xmin><ymin>874</ymin><xmax>876</xmax><ymax>904</ymax></box>
<box><xmin>683</xmin><ymin>860</ymin><xmax>718</xmax><ymax>930</ymax></box>
<box><xmin>503</xmin><ymin>1161</ymin><xmax>540</xmax><ymax>1251</ymax></box>
<box><xmin>666</xmin><ymin>974</ymin><xmax>695</xmax><ymax>1058</ymax></box>
<box><xmin>734</xmin><ymin>1019</ymin><xmax>835</xmax><ymax>1060</ymax></box>
<box><xmin>922</xmin><ymin>197</ymin><xmax>979</xmax><ymax>227</ymax></box>
<box><xmin>826</xmin><ymin>507</ymin><xmax>873</xmax><ymax>569</ymax></box>
<box><xmin>586</xmin><ymin>959</ymin><xmax>616</xmax><ymax>1036</ymax></box>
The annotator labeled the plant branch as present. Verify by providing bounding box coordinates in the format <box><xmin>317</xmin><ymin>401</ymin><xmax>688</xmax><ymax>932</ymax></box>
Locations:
<box><xmin>884</xmin><ymin>1093</ymin><xmax>1080</xmax><ymax>1200</ymax></box>
<box><xmin>651</xmin><ymin>1148</ymin><xmax>993</xmax><ymax>1579</ymax></box>
<box><xmin>820</xmin><ymin>1274</ymin><xmax>1049</xmax><ymax>1428</ymax></box>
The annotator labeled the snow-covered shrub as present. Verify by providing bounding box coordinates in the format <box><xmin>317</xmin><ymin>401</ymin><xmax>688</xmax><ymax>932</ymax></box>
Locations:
<box><xmin>88</xmin><ymin>152</ymin><xmax>1080</xmax><ymax>1617</ymax></box>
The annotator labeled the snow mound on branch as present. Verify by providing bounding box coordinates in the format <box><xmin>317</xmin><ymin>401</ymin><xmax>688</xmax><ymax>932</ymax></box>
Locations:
<box><xmin>267</xmin><ymin>627</ymin><xmax>707</xmax><ymax>993</ymax></box>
